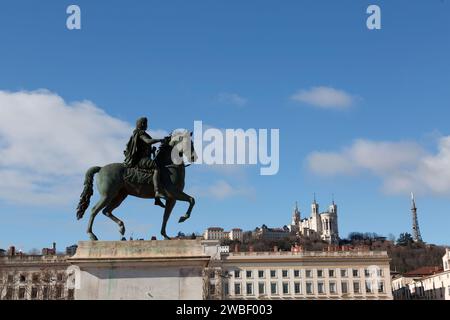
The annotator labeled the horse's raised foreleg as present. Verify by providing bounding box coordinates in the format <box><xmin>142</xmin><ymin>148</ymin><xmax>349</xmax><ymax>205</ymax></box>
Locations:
<box><xmin>102</xmin><ymin>192</ymin><xmax>128</xmax><ymax>241</ymax></box>
<box><xmin>87</xmin><ymin>196</ymin><xmax>110</xmax><ymax>241</ymax></box>
<box><xmin>166</xmin><ymin>189</ymin><xmax>195</xmax><ymax>223</ymax></box>
<box><xmin>161</xmin><ymin>198</ymin><xmax>176</xmax><ymax>240</ymax></box>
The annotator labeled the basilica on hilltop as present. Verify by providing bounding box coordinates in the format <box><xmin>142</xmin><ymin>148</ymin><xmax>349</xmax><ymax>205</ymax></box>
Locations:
<box><xmin>288</xmin><ymin>197</ymin><xmax>340</xmax><ymax>244</ymax></box>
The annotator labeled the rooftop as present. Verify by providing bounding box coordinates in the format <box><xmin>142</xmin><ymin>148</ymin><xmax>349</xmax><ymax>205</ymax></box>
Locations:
<box><xmin>221</xmin><ymin>250</ymin><xmax>391</xmax><ymax>264</ymax></box>
<box><xmin>403</xmin><ymin>266</ymin><xmax>443</xmax><ymax>277</ymax></box>
<box><xmin>0</xmin><ymin>254</ymin><xmax>69</xmax><ymax>266</ymax></box>
<box><xmin>228</xmin><ymin>250</ymin><xmax>388</xmax><ymax>257</ymax></box>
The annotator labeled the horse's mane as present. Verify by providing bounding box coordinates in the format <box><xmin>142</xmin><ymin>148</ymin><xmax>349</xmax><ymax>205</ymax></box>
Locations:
<box><xmin>156</xmin><ymin>129</ymin><xmax>189</xmax><ymax>153</ymax></box>
<box><xmin>154</xmin><ymin>129</ymin><xmax>191</xmax><ymax>165</ymax></box>
<box><xmin>170</xmin><ymin>129</ymin><xmax>189</xmax><ymax>137</ymax></box>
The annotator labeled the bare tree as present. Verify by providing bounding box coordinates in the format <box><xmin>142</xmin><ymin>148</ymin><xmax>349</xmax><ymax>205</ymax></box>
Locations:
<box><xmin>40</xmin><ymin>267</ymin><xmax>58</xmax><ymax>300</ymax></box>
<box><xmin>202</xmin><ymin>268</ymin><xmax>211</xmax><ymax>300</ymax></box>
<box><xmin>202</xmin><ymin>266</ymin><xmax>229</xmax><ymax>300</ymax></box>
<box><xmin>0</xmin><ymin>270</ymin><xmax>5</xmax><ymax>300</ymax></box>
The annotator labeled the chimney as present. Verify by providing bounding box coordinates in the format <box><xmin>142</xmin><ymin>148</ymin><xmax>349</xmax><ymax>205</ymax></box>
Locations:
<box><xmin>8</xmin><ymin>246</ymin><xmax>15</xmax><ymax>256</ymax></box>
<box><xmin>53</xmin><ymin>242</ymin><xmax>56</xmax><ymax>253</ymax></box>
<box><xmin>234</xmin><ymin>243</ymin><xmax>240</xmax><ymax>253</ymax></box>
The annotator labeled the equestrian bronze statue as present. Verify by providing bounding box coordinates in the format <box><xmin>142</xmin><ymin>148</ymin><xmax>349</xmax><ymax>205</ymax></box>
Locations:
<box><xmin>76</xmin><ymin>117</ymin><xmax>198</xmax><ymax>241</ymax></box>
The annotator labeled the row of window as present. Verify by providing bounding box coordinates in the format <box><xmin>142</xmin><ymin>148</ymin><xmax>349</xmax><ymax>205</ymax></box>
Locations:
<box><xmin>231</xmin><ymin>268</ymin><xmax>384</xmax><ymax>279</ymax></box>
<box><xmin>222</xmin><ymin>280</ymin><xmax>386</xmax><ymax>296</ymax></box>
<box><xmin>0</xmin><ymin>273</ymin><xmax>65</xmax><ymax>284</ymax></box>
<box><xmin>394</xmin><ymin>286</ymin><xmax>450</xmax><ymax>300</ymax></box>
<box><xmin>2</xmin><ymin>286</ymin><xmax>73</xmax><ymax>300</ymax></box>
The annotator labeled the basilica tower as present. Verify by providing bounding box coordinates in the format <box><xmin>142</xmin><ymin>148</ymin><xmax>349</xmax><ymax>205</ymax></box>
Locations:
<box><xmin>292</xmin><ymin>202</ymin><xmax>300</xmax><ymax>226</ymax></box>
<box><xmin>321</xmin><ymin>199</ymin><xmax>339</xmax><ymax>244</ymax></box>
<box><xmin>311</xmin><ymin>195</ymin><xmax>322</xmax><ymax>234</ymax></box>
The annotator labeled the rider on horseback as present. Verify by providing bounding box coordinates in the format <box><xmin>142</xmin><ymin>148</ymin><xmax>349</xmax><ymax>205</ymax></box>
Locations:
<box><xmin>124</xmin><ymin>117</ymin><xmax>168</xmax><ymax>208</ymax></box>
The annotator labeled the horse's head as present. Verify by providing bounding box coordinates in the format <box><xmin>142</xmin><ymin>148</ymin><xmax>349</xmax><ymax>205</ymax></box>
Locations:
<box><xmin>168</xmin><ymin>129</ymin><xmax>198</xmax><ymax>165</ymax></box>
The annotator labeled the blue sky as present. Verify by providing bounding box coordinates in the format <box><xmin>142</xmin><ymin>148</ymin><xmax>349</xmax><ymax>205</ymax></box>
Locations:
<box><xmin>0</xmin><ymin>0</ymin><xmax>449</xmax><ymax>251</ymax></box>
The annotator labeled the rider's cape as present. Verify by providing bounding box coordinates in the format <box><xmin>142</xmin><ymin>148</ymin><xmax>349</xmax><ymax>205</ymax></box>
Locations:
<box><xmin>124</xmin><ymin>129</ymin><xmax>145</xmax><ymax>167</ymax></box>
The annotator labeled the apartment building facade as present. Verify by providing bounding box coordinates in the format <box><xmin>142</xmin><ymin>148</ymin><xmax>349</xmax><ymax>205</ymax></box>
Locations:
<box><xmin>206</xmin><ymin>250</ymin><xmax>392</xmax><ymax>300</ymax></box>
<box><xmin>0</xmin><ymin>254</ymin><xmax>73</xmax><ymax>300</ymax></box>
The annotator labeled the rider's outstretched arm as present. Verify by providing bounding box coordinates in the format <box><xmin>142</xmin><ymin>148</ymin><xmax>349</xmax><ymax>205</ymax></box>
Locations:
<box><xmin>140</xmin><ymin>135</ymin><xmax>164</xmax><ymax>146</ymax></box>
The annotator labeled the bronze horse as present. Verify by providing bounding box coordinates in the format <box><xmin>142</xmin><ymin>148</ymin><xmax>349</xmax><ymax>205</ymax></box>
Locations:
<box><xmin>76</xmin><ymin>130</ymin><xmax>198</xmax><ymax>241</ymax></box>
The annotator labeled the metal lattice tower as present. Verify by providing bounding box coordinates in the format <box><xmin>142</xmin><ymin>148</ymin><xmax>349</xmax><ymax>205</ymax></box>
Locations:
<box><xmin>411</xmin><ymin>193</ymin><xmax>423</xmax><ymax>243</ymax></box>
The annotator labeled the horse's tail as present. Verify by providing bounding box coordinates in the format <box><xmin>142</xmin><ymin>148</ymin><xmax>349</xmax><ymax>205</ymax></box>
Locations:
<box><xmin>76</xmin><ymin>166</ymin><xmax>102</xmax><ymax>220</ymax></box>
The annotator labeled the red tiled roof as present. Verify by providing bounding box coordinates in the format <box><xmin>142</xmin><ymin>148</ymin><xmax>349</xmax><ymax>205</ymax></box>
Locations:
<box><xmin>404</xmin><ymin>266</ymin><xmax>443</xmax><ymax>277</ymax></box>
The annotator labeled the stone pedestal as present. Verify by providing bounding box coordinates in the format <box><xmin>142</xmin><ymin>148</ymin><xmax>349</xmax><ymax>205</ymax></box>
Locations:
<box><xmin>68</xmin><ymin>239</ymin><xmax>219</xmax><ymax>300</ymax></box>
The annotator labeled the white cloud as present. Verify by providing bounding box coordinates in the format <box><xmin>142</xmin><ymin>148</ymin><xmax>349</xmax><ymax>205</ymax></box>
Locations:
<box><xmin>194</xmin><ymin>163</ymin><xmax>249</xmax><ymax>177</ymax></box>
<box><xmin>291</xmin><ymin>86</ymin><xmax>357</xmax><ymax>109</ymax></box>
<box><xmin>307</xmin><ymin>152</ymin><xmax>356</xmax><ymax>176</ymax></box>
<box><xmin>0</xmin><ymin>89</ymin><xmax>164</xmax><ymax>205</ymax></box>
<box><xmin>307</xmin><ymin>137</ymin><xmax>450</xmax><ymax>196</ymax></box>
<box><xmin>189</xmin><ymin>180</ymin><xmax>255</xmax><ymax>200</ymax></box>
<box><xmin>218</xmin><ymin>93</ymin><xmax>247</xmax><ymax>107</ymax></box>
